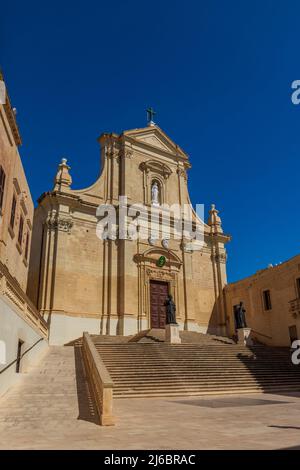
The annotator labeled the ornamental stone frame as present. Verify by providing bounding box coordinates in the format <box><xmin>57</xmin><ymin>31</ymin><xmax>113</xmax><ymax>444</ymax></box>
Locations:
<box><xmin>139</xmin><ymin>160</ymin><xmax>172</xmax><ymax>206</ymax></box>
<box><xmin>134</xmin><ymin>247</ymin><xmax>182</xmax><ymax>330</ymax></box>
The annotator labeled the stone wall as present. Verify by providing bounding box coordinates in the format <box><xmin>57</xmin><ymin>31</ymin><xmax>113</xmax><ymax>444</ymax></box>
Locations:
<box><xmin>0</xmin><ymin>90</ymin><xmax>33</xmax><ymax>291</ymax></box>
<box><xmin>224</xmin><ymin>254</ymin><xmax>300</xmax><ymax>346</ymax></box>
<box><xmin>0</xmin><ymin>76</ymin><xmax>48</xmax><ymax>396</ymax></box>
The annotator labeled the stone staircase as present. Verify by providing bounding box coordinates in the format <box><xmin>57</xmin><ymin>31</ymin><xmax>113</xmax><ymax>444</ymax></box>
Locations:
<box><xmin>93</xmin><ymin>332</ymin><xmax>300</xmax><ymax>398</ymax></box>
<box><xmin>128</xmin><ymin>329</ymin><xmax>235</xmax><ymax>345</ymax></box>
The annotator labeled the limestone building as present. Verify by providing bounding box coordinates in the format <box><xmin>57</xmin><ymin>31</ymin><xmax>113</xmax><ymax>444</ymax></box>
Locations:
<box><xmin>225</xmin><ymin>254</ymin><xmax>300</xmax><ymax>347</ymax></box>
<box><xmin>28</xmin><ymin>124</ymin><xmax>231</xmax><ymax>345</ymax></box>
<box><xmin>0</xmin><ymin>73</ymin><xmax>48</xmax><ymax>396</ymax></box>
<box><xmin>0</xmin><ymin>73</ymin><xmax>32</xmax><ymax>290</ymax></box>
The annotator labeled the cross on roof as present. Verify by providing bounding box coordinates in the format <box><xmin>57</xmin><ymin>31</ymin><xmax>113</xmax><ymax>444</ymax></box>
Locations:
<box><xmin>146</xmin><ymin>107</ymin><xmax>156</xmax><ymax>124</ymax></box>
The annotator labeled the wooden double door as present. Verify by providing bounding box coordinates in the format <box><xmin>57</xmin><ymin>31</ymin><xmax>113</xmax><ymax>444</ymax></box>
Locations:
<box><xmin>150</xmin><ymin>280</ymin><xmax>169</xmax><ymax>329</ymax></box>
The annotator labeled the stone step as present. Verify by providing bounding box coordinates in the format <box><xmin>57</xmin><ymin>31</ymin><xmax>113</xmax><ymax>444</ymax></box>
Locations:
<box><xmin>113</xmin><ymin>383</ymin><xmax>300</xmax><ymax>392</ymax></box>
<box><xmin>108</xmin><ymin>372</ymin><xmax>300</xmax><ymax>380</ymax></box>
<box><xmin>98</xmin><ymin>357</ymin><xmax>294</xmax><ymax>363</ymax></box>
<box><xmin>99</xmin><ymin>351</ymin><xmax>291</xmax><ymax>354</ymax></box>
<box><xmin>100</xmin><ymin>363</ymin><xmax>297</xmax><ymax>370</ymax></box>
<box><xmin>110</xmin><ymin>369</ymin><xmax>299</xmax><ymax>375</ymax></box>
<box><xmin>111</xmin><ymin>375</ymin><xmax>300</xmax><ymax>384</ymax></box>
<box><xmin>95</xmin><ymin>348</ymin><xmax>244</xmax><ymax>352</ymax></box>
<box><xmin>95</xmin><ymin>344</ymin><xmax>286</xmax><ymax>349</ymax></box>
<box><xmin>112</xmin><ymin>383</ymin><xmax>300</xmax><ymax>392</ymax></box>
<box><xmin>94</xmin><ymin>339</ymin><xmax>299</xmax><ymax>399</ymax></box>
<box><xmin>126</xmin><ymin>329</ymin><xmax>237</xmax><ymax>345</ymax></box>
<box><xmin>98</xmin><ymin>363</ymin><xmax>298</xmax><ymax>370</ymax></box>
<box><xmin>113</xmin><ymin>384</ymin><xmax>300</xmax><ymax>394</ymax></box>
<box><xmin>96</xmin><ymin>345</ymin><xmax>291</xmax><ymax>357</ymax></box>
<box><xmin>106</xmin><ymin>363</ymin><xmax>298</xmax><ymax>369</ymax></box>
<box><xmin>98</xmin><ymin>354</ymin><xmax>293</xmax><ymax>361</ymax></box>
<box><xmin>95</xmin><ymin>341</ymin><xmax>287</xmax><ymax>348</ymax></box>
<box><xmin>101</xmin><ymin>361</ymin><xmax>294</xmax><ymax>366</ymax></box>
<box><xmin>113</xmin><ymin>385</ymin><xmax>300</xmax><ymax>398</ymax></box>
<box><xmin>112</xmin><ymin>380</ymin><xmax>300</xmax><ymax>390</ymax></box>
<box><xmin>101</xmin><ymin>350</ymin><xmax>293</xmax><ymax>354</ymax></box>
<box><xmin>97</xmin><ymin>355</ymin><xmax>293</xmax><ymax>361</ymax></box>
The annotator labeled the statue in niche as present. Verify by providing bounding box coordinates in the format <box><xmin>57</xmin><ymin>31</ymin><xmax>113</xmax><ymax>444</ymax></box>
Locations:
<box><xmin>151</xmin><ymin>181</ymin><xmax>160</xmax><ymax>206</ymax></box>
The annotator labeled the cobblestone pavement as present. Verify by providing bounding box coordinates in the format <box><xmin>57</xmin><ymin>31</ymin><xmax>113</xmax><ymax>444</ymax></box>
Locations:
<box><xmin>0</xmin><ymin>346</ymin><xmax>300</xmax><ymax>450</ymax></box>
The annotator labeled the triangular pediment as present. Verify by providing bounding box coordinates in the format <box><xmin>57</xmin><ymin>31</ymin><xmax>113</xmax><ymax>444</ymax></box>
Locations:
<box><xmin>136</xmin><ymin>133</ymin><xmax>170</xmax><ymax>151</ymax></box>
<box><xmin>123</xmin><ymin>125</ymin><xmax>188</xmax><ymax>159</ymax></box>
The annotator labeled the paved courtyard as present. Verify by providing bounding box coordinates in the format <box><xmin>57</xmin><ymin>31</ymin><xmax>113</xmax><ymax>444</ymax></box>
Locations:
<box><xmin>0</xmin><ymin>346</ymin><xmax>300</xmax><ymax>450</ymax></box>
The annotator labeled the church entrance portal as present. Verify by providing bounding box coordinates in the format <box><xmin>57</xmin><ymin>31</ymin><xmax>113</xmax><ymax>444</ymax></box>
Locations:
<box><xmin>150</xmin><ymin>280</ymin><xmax>169</xmax><ymax>329</ymax></box>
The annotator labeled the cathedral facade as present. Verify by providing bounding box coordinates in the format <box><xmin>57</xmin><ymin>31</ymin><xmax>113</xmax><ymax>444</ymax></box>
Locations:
<box><xmin>27</xmin><ymin>124</ymin><xmax>230</xmax><ymax>345</ymax></box>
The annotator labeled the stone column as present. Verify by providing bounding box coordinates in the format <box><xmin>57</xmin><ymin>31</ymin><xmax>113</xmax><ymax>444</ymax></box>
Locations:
<box><xmin>208</xmin><ymin>204</ymin><xmax>229</xmax><ymax>337</ymax></box>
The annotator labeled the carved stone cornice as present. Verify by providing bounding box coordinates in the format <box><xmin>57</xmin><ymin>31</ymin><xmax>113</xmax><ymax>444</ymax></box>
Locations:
<box><xmin>211</xmin><ymin>252</ymin><xmax>227</xmax><ymax>264</ymax></box>
<box><xmin>146</xmin><ymin>268</ymin><xmax>176</xmax><ymax>281</ymax></box>
<box><xmin>106</xmin><ymin>141</ymin><xmax>120</xmax><ymax>161</ymax></box>
<box><xmin>177</xmin><ymin>167</ymin><xmax>187</xmax><ymax>181</ymax></box>
<box><xmin>180</xmin><ymin>240</ymin><xmax>193</xmax><ymax>253</ymax></box>
<box><xmin>209</xmin><ymin>232</ymin><xmax>232</xmax><ymax>244</ymax></box>
<box><xmin>46</xmin><ymin>215</ymin><xmax>73</xmax><ymax>233</ymax></box>
<box><xmin>109</xmin><ymin>149</ymin><xmax>120</xmax><ymax>160</ymax></box>
<box><xmin>139</xmin><ymin>160</ymin><xmax>172</xmax><ymax>179</ymax></box>
<box><xmin>1</xmin><ymin>73</ymin><xmax>22</xmax><ymax>146</ymax></box>
<box><xmin>124</xmin><ymin>149</ymin><xmax>133</xmax><ymax>159</ymax></box>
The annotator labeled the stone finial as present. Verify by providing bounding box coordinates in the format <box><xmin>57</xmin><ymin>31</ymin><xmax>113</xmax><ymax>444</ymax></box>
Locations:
<box><xmin>53</xmin><ymin>158</ymin><xmax>72</xmax><ymax>191</ymax></box>
<box><xmin>208</xmin><ymin>203</ymin><xmax>223</xmax><ymax>234</ymax></box>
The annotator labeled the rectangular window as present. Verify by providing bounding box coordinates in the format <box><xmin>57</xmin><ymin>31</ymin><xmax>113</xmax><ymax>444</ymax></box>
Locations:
<box><xmin>18</xmin><ymin>215</ymin><xmax>24</xmax><ymax>246</ymax></box>
<box><xmin>25</xmin><ymin>232</ymin><xmax>30</xmax><ymax>260</ymax></box>
<box><xmin>297</xmin><ymin>278</ymin><xmax>300</xmax><ymax>299</ymax></box>
<box><xmin>263</xmin><ymin>289</ymin><xmax>272</xmax><ymax>311</ymax></box>
<box><xmin>10</xmin><ymin>195</ymin><xmax>17</xmax><ymax>229</ymax></box>
<box><xmin>289</xmin><ymin>325</ymin><xmax>298</xmax><ymax>345</ymax></box>
<box><xmin>0</xmin><ymin>166</ymin><xmax>6</xmax><ymax>211</ymax></box>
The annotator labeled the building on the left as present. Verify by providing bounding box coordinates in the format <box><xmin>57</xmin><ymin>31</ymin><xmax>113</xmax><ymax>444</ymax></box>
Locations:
<box><xmin>0</xmin><ymin>72</ymin><xmax>48</xmax><ymax>397</ymax></box>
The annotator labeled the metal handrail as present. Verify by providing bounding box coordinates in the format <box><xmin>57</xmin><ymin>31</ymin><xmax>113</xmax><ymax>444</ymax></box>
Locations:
<box><xmin>250</xmin><ymin>329</ymin><xmax>273</xmax><ymax>340</ymax></box>
<box><xmin>0</xmin><ymin>338</ymin><xmax>44</xmax><ymax>374</ymax></box>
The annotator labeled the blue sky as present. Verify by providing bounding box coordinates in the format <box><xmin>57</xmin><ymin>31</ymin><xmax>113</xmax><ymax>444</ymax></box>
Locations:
<box><xmin>1</xmin><ymin>0</ymin><xmax>300</xmax><ymax>282</ymax></box>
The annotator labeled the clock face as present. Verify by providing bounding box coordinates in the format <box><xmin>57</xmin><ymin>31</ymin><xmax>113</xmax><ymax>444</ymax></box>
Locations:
<box><xmin>157</xmin><ymin>255</ymin><xmax>166</xmax><ymax>267</ymax></box>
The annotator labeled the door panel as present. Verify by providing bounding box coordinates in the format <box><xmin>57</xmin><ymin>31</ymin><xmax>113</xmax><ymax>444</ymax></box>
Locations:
<box><xmin>150</xmin><ymin>281</ymin><xmax>168</xmax><ymax>329</ymax></box>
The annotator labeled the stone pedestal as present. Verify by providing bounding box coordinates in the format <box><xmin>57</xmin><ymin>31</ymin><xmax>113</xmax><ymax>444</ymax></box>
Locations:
<box><xmin>237</xmin><ymin>327</ymin><xmax>253</xmax><ymax>346</ymax></box>
<box><xmin>165</xmin><ymin>323</ymin><xmax>181</xmax><ymax>344</ymax></box>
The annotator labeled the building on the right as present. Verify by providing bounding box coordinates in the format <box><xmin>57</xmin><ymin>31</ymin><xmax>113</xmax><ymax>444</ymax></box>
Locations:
<box><xmin>224</xmin><ymin>254</ymin><xmax>300</xmax><ymax>346</ymax></box>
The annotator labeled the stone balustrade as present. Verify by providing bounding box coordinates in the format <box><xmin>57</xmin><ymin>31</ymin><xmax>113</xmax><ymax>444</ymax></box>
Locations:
<box><xmin>82</xmin><ymin>331</ymin><xmax>115</xmax><ymax>426</ymax></box>
<box><xmin>0</xmin><ymin>261</ymin><xmax>48</xmax><ymax>338</ymax></box>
